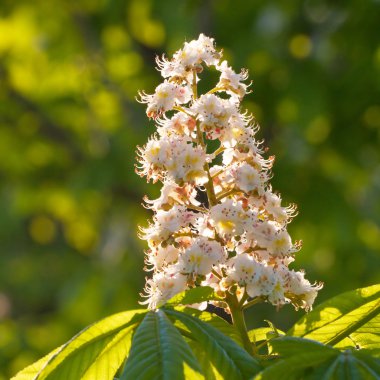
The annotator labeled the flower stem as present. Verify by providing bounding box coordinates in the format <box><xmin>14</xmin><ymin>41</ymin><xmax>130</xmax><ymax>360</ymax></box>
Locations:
<box><xmin>225</xmin><ymin>292</ymin><xmax>255</xmax><ymax>356</ymax></box>
<box><xmin>242</xmin><ymin>297</ymin><xmax>264</xmax><ymax>310</ymax></box>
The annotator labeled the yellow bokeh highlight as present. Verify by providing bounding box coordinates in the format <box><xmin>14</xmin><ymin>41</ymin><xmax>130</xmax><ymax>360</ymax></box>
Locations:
<box><xmin>89</xmin><ymin>90</ymin><xmax>120</xmax><ymax>132</ymax></box>
<box><xmin>0</xmin><ymin>7</ymin><xmax>39</xmax><ymax>54</ymax></box>
<box><xmin>128</xmin><ymin>0</ymin><xmax>165</xmax><ymax>48</ymax></box>
<box><xmin>64</xmin><ymin>219</ymin><xmax>98</xmax><ymax>253</ymax></box>
<box><xmin>26</xmin><ymin>142</ymin><xmax>52</xmax><ymax>167</ymax></box>
<box><xmin>289</xmin><ymin>34</ymin><xmax>312</xmax><ymax>59</ymax></box>
<box><xmin>9</xmin><ymin>61</ymin><xmax>39</xmax><ymax>96</ymax></box>
<box><xmin>319</xmin><ymin>149</ymin><xmax>346</xmax><ymax>178</ymax></box>
<box><xmin>357</xmin><ymin>221</ymin><xmax>380</xmax><ymax>250</ymax></box>
<box><xmin>374</xmin><ymin>46</ymin><xmax>380</xmax><ymax>69</ymax></box>
<box><xmin>46</xmin><ymin>191</ymin><xmax>77</xmax><ymax>222</ymax></box>
<box><xmin>313</xmin><ymin>248</ymin><xmax>335</xmax><ymax>272</ymax></box>
<box><xmin>248</xmin><ymin>51</ymin><xmax>272</xmax><ymax>75</ymax></box>
<box><xmin>101</xmin><ymin>25</ymin><xmax>131</xmax><ymax>51</ymax></box>
<box><xmin>276</xmin><ymin>98</ymin><xmax>298</xmax><ymax>123</ymax></box>
<box><xmin>305</xmin><ymin>115</ymin><xmax>331</xmax><ymax>144</ymax></box>
<box><xmin>107</xmin><ymin>52</ymin><xmax>143</xmax><ymax>80</ymax></box>
<box><xmin>363</xmin><ymin>105</ymin><xmax>380</xmax><ymax>128</ymax></box>
<box><xmin>29</xmin><ymin>215</ymin><xmax>56</xmax><ymax>245</ymax></box>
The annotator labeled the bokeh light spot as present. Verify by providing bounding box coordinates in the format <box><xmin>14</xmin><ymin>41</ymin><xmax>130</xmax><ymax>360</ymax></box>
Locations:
<box><xmin>305</xmin><ymin>115</ymin><xmax>331</xmax><ymax>144</ymax></box>
<box><xmin>29</xmin><ymin>215</ymin><xmax>56</xmax><ymax>245</ymax></box>
<box><xmin>363</xmin><ymin>105</ymin><xmax>380</xmax><ymax>128</ymax></box>
<box><xmin>289</xmin><ymin>34</ymin><xmax>312</xmax><ymax>59</ymax></box>
<box><xmin>276</xmin><ymin>98</ymin><xmax>298</xmax><ymax>122</ymax></box>
<box><xmin>248</xmin><ymin>51</ymin><xmax>272</xmax><ymax>75</ymax></box>
<box><xmin>357</xmin><ymin>220</ymin><xmax>380</xmax><ymax>250</ymax></box>
<box><xmin>101</xmin><ymin>26</ymin><xmax>130</xmax><ymax>51</ymax></box>
<box><xmin>64</xmin><ymin>219</ymin><xmax>98</xmax><ymax>254</ymax></box>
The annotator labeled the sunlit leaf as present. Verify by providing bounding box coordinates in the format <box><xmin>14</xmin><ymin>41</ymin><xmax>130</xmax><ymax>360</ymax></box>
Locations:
<box><xmin>255</xmin><ymin>337</ymin><xmax>380</xmax><ymax>379</ymax></box>
<box><xmin>165</xmin><ymin>308</ymin><xmax>261</xmax><ymax>379</ymax></box>
<box><xmin>287</xmin><ymin>284</ymin><xmax>380</xmax><ymax>347</ymax></box>
<box><xmin>13</xmin><ymin>310</ymin><xmax>147</xmax><ymax>380</ymax></box>
<box><xmin>11</xmin><ymin>348</ymin><xmax>61</xmax><ymax>380</ymax></box>
<box><xmin>120</xmin><ymin>310</ymin><xmax>204</xmax><ymax>380</ymax></box>
<box><xmin>165</xmin><ymin>286</ymin><xmax>223</xmax><ymax>307</ymax></box>
<box><xmin>173</xmin><ymin>306</ymin><xmax>243</xmax><ymax>346</ymax></box>
<box><xmin>248</xmin><ymin>327</ymin><xmax>284</xmax><ymax>343</ymax></box>
<box><xmin>334</xmin><ymin>314</ymin><xmax>380</xmax><ymax>357</ymax></box>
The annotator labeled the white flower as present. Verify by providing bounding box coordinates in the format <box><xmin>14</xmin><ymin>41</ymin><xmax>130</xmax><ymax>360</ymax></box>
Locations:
<box><xmin>141</xmin><ymin>271</ymin><xmax>187</xmax><ymax>309</ymax></box>
<box><xmin>216</xmin><ymin>60</ymin><xmax>249</xmax><ymax>99</ymax></box>
<box><xmin>146</xmin><ymin>245</ymin><xmax>180</xmax><ymax>270</ymax></box>
<box><xmin>285</xmin><ymin>270</ymin><xmax>323</xmax><ymax>311</ymax></box>
<box><xmin>157</xmin><ymin>113</ymin><xmax>196</xmax><ymax>138</ymax></box>
<box><xmin>136</xmin><ymin>135</ymin><xmax>170</xmax><ymax>182</ymax></box>
<box><xmin>156</xmin><ymin>34</ymin><xmax>221</xmax><ymax>82</ymax></box>
<box><xmin>138</xmin><ymin>81</ymin><xmax>191</xmax><ymax>118</ymax></box>
<box><xmin>247</xmin><ymin>266</ymin><xmax>277</xmax><ymax>299</ymax></box>
<box><xmin>209</xmin><ymin>198</ymin><xmax>246</xmax><ymax>237</ymax></box>
<box><xmin>138</xmin><ymin>34</ymin><xmax>321</xmax><ymax>311</ymax></box>
<box><xmin>139</xmin><ymin>205</ymin><xmax>196</xmax><ymax>245</ymax></box>
<box><xmin>264</xmin><ymin>191</ymin><xmax>298</xmax><ymax>224</ymax></box>
<box><xmin>266</xmin><ymin>229</ymin><xmax>295</xmax><ymax>257</ymax></box>
<box><xmin>234</xmin><ymin>162</ymin><xmax>265</xmax><ymax>194</ymax></box>
<box><xmin>225</xmin><ymin>253</ymin><xmax>263</xmax><ymax>286</ymax></box>
<box><xmin>155</xmin><ymin>205</ymin><xmax>195</xmax><ymax>234</ymax></box>
<box><xmin>144</xmin><ymin>180</ymin><xmax>199</xmax><ymax>211</ymax></box>
<box><xmin>137</xmin><ymin>135</ymin><xmax>207</xmax><ymax>184</ymax></box>
<box><xmin>178</xmin><ymin>237</ymin><xmax>226</xmax><ymax>275</ymax></box>
<box><xmin>191</xmin><ymin>94</ymin><xmax>238</xmax><ymax>140</ymax></box>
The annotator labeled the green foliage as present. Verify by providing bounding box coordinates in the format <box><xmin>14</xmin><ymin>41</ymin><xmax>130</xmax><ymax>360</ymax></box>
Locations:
<box><xmin>288</xmin><ymin>284</ymin><xmax>380</xmax><ymax>353</ymax></box>
<box><xmin>248</xmin><ymin>326</ymin><xmax>284</xmax><ymax>344</ymax></box>
<box><xmin>172</xmin><ymin>306</ymin><xmax>243</xmax><ymax>347</ymax></box>
<box><xmin>12</xmin><ymin>284</ymin><xmax>380</xmax><ymax>379</ymax></box>
<box><xmin>166</xmin><ymin>286</ymin><xmax>223</xmax><ymax>307</ymax></box>
<box><xmin>12</xmin><ymin>310</ymin><xmax>147</xmax><ymax>380</ymax></box>
<box><xmin>121</xmin><ymin>310</ymin><xmax>203</xmax><ymax>380</ymax></box>
<box><xmin>256</xmin><ymin>337</ymin><xmax>380</xmax><ymax>379</ymax></box>
<box><xmin>164</xmin><ymin>309</ymin><xmax>261</xmax><ymax>379</ymax></box>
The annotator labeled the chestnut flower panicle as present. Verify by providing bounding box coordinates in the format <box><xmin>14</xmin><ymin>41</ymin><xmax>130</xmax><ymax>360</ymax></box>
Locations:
<box><xmin>137</xmin><ymin>34</ymin><xmax>322</xmax><ymax>311</ymax></box>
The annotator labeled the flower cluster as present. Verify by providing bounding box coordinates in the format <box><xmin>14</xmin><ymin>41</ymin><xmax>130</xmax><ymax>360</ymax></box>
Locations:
<box><xmin>137</xmin><ymin>34</ymin><xmax>322</xmax><ymax>311</ymax></box>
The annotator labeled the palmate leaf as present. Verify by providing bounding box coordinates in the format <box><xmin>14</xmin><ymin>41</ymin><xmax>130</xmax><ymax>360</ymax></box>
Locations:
<box><xmin>12</xmin><ymin>309</ymin><xmax>147</xmax><ymax>380</ymax></box>
<box><xmin>333</xmin><ymin>313</ymin><xmax>380</xmax><ymax>357</ymax></box>
<box><xmin>248</xmin><ymin>326</ymin><xmax>285</xmax><ymax>344</ymax></box>
<box><xmin>287</xmin><ymin>284</ymin><xmax>380</xmax><ymax>348</ymax></box>
<box><xmin>174</xmin><ymin>306</ymin><xmax>243</xmax><ymax>346</ymax></box>
<box><xmin>165</xmin><ymin>308</ymin><xmax>261</xmax><ymax>380</ymax></box>
<box><xmin>120</xmin><ymin>310</ymin><xmax>204</xmax><ymax>380</ymax></box>
<box><xmin>10</xmin><ymin>348</ymin><xmax>62</xmax><ymax>380</ymax></box>
<box><xmin>166</xmin><ymin>286</ymin><xmax>223</xmax><ymax>307</ymax></box>
<box><xmin>255</xmin><ymin>337</ymin><xmax>380</xmax><ymax>379</ymax></box>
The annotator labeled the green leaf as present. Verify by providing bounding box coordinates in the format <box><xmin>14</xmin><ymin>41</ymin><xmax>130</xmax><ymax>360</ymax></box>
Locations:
<box><xmin>121</xmin><ymin>310</ymin><xmax>204</xmax><ymax>380</ymax></box>
<box><xmin>254</xmin><ymin>337</ymin><xmax>337</xmax><ymax>379</ymax></box>
<box><xmin>11</xmin><ymin>348</ymin><xmax>61</xmax><ymax>380</ymax></box>
<box><xmin>165</xmin><ymin>286</ymin><xmax>223</xmax><ymax>307</ymax></box>
<box><xmin>255</xmin><ymin>337</ymin><xmax>380</xmax><ymax>380</ymax></box>
<box><xmin>173</xmin><ymin>306</ymin><xmax>243</xmax><ymax>347</ymax></box>
<box><xmin>165</xmin><ymin>308</ymin><xmax>261</xmax><ymax>380</ymax></box>
<box><xmin>14</xmin><ymin>309</ymin><xmax>147</xmax><ymax>380</ymax></box>
<box><xmin>287</xmin><ymin>284</ymin><xmax>380</xmax><ymax>347</ymax></box>
<box><xmin>248</xmin><ymin>327</ymin><xmax>284</xmax><ymax>344</ymax></box>
<box><xmin>333</xmin><ymin>313</ymin><xmax>380</xmax><ymax>357</ymax></box>
<box><xmin>269</xmin><ymin>336</ymin><xmax>337</xmax><ymax>357</ymax></box>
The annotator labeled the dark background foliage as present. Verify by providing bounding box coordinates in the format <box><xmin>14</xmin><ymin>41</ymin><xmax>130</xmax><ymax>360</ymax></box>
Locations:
<box><xmin>0</xmin><ymin>0</ymin><xmax>379</xmax><ymax>377</ymax></box>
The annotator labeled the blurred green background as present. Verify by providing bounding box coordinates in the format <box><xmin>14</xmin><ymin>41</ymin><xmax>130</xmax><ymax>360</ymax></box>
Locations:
<box><xmin>1</xmin><ymin>0</ymin><xmax>379</xmax><ymax>377</ymax></box>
